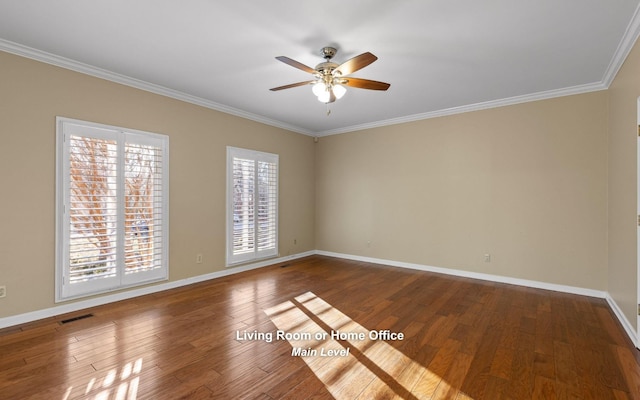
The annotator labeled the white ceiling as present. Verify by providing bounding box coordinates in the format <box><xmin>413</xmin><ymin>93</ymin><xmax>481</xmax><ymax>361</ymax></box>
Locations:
<box><xmin>1</xmin><ymin>1</ymin><xmax>640</xmax><ymax>136</ymax></box>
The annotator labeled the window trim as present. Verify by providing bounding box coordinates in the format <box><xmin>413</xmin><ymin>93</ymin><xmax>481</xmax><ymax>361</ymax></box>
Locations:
<box><xmin>226</xmin><ymin>146</ymin><xmax>279</xmax><ymax>266</ymax></box>
<box><xmin>55</xmin><ymin>117</ymin><xmax>169</xmax><ymax>302</ymax></box>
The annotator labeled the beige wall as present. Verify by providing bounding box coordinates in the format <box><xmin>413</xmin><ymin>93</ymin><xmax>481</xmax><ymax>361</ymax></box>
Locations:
<box><xmin>608</xmin><ymin>39</ymin><xmax>640</xmax><ymax>330</ymax></box>
<box><xmin>316</xmin><ymin>92</ymin><xmax>609</xmax><ymax>290</ymax></box>
<box><xmin>3</xmin><ymin>40</ymin><xmax>640</xmax><ymax>334</ymax></box>
<box><xmin>0</xmin><ymin>51</ymin><xmax>316</xmax><ymax>318</ymax></box>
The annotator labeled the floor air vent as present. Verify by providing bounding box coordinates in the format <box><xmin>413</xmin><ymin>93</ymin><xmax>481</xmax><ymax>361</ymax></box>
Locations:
<box><xmin>59</xmin><ymin>313</ymin><xmax>94</xmax><ymax>324</ymax></box>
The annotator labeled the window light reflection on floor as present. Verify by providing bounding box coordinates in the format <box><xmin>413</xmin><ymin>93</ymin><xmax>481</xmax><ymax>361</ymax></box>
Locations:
<box><xmin>62</xmin><ymin>357</ymin><xmax>143</xmax><ymax>400</ymax></box>
<box><xmin>265</xmin><ymin>292</ymin><xmax>473</xmax><ymax>399</ymax></box>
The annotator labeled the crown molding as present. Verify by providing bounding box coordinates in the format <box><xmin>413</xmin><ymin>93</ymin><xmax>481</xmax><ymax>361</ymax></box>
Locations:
<box><xmin>0</xmin><ymin>38</ymin><xmax>313</xmax><ymax>136</ymax></box>
<box><xmin>3</xmin><ymin>0</ymin><xmax>640</xmax><ymax>140</ymax></box>
<box><xmin>318</xmin><ymin>2</ymin><xmax>640</xmax><ymax>137</ymax></box>
<box><xmin>602</xmin><ymin>2</ymin><xmax>640</xmax><ymax>87</ymax></box>
<box><xmin>317</xmin><ymin>81</ymin><xmax>608</xmax><ymax>136</ymax></box>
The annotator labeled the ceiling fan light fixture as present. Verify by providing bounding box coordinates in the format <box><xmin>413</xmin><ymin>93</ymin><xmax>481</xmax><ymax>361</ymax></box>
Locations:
<box><xmin>317</xmin><ymin>89</ymin><xmax>331</xmax><ymax>103</ymax></box>
<box><xmin>333</xmin><ymin>84</ymin><xmax>346</xmax><ymax>99</ymax></box>
<box><xmin>313</xmin><ymin>80</ymin><xmax>346</xmax><ymax>103</ymax></box>
<box><xmin>312</xmin><ymin>81</ymin><xmax>326</xmax><ymax>97</ymax></box>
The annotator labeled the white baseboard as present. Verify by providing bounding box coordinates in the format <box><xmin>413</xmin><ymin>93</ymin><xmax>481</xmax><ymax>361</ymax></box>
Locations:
<box><xmin>605</xmin><ymin>293</ymin><xmax>639</xmax><ymax>348</ymax></box>
<box><xmin>317</xmin><ymin>251</ymin><xmax>607</xmax><ymax>298</ymax></box>
<box><xmin>317</xmin><ymin>250</ymin><xmax>639</xmax><ymax>347</ymax></box>
<box><xmin>3</xmin><ymin>249</ymin><xmax>637</xmax><ymax>349</ymax></box>
<box><xmin>0</xmin><ymin>251</ymin><xmax>315</xmax><ymax>330</ymax></box>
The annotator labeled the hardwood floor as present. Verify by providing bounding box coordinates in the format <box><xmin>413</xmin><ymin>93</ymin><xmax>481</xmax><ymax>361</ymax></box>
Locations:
<box><xmin>1</xmin><ymin>255</ymin><xmax>639</xmax><ymax>399</ymax></box>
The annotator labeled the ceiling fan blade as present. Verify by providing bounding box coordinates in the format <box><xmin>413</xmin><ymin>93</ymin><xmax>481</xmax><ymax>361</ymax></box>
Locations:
<box><xmin>270</xmin><ymin>80</ymin><xmax>315</xmax><ymax>91</ymax></box>
<box><xmin>335</xmin><ymin>52</ymin><xmax>377</xmax><ymax>76</ymax></box>
<box><xmin>275</xmin><ymin>56</ymin><xmax>317</xmax><ymax>74</ymax></box>
<box><xmin>343</xmin><ymin>77</ymin><xmax>390</xmax><ymax>91</ymax></box>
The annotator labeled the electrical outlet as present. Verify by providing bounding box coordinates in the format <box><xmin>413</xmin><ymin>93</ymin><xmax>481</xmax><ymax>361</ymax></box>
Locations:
<box><xmin>196</xmin><ymin>254</ymin><xmax>203</xmax><ymax>264</ymax></box>
<box><xmin>0</xmin><ymin>286</ymin><xmax>6</xmax><ymax>298</ymax></box>
<box><xmin>484</xmin><ymin>254</ymin><xmax>491</xmax><ymax>262</ymax></box>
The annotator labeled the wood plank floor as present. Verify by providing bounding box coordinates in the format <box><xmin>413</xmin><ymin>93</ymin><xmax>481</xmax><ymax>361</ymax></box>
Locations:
<box><xmin>1</xmin><ymin>255</ymin><xmax>639</xmax><ymax>399</ymax></box>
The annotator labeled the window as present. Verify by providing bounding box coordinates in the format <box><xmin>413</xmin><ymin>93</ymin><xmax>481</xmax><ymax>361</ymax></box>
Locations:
<box><xmin>56</xmin><ymin>117</ymin><xmax>169</xmax><ymax>301</ymax></box>
<box><xmin>227</xmin><ymin>147</ymin><xmax>278</xmax><ymax>265</ymax></box>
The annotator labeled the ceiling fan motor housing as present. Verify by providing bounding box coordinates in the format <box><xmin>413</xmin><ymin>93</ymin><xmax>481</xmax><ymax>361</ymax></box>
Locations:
<box><xmin>315</xmin><ymin>61</ymin><xmax>338</xmax><ymax>75</ymax></box>
<box><xmin>316</xmin><ymin>47</ymin><xmax>340</xmax><ymax>77</ymax></box>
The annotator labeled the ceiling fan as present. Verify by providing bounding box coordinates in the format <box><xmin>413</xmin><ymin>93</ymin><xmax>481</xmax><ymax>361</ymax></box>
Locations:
<box><xmin>270</xmin><ymin>46</ymin><xmax>390</xmax><ymax>104</ymax></box>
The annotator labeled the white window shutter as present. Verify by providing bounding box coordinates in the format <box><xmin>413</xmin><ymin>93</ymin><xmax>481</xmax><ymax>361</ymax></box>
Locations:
<box><xmin>66</xmin><ymin>133</ymin><xmax>119</xmax><ymax>293</ymax></box>
<box><xmin>121</xmin><ymin>137</ymin><xmax>168</xmax><ymax>285</ymax></box>
<box><xmin>227</xmin><ymin>147</ymin><xmax>278</xmax><ymax>265</ymax></box>
<box><xmin>56</xmin><ymin>118</ymin><xmax>169</xmax><ymax>301</ymax></box>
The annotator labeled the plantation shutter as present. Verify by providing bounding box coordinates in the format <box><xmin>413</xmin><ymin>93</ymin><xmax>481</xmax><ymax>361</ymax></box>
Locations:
<box><xmin>121</xmin><ymin>137</ymin><xmax>167</xmax><ymax>284</ymax></box>
<box><xmin>57</xmin><ymin>118</ymin><xmax>169</xmax><ymax>301</ymax></box>
<box><xmin>67</xmin><ymin>133</ymin><xmax>119</xmax><ymax>291</ymax></box>
<box><xmin>256</xmin><ymin>160</ymin><xmax>277</xmax><ymax>252</ymax></box>
<box><xmin>227</xmin><ymin>147</ymin><xmax>278</xmax><ymax>265</ymax></box>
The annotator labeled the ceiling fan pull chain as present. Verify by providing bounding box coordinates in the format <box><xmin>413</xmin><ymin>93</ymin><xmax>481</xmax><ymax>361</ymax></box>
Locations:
<box><xmin>326</xmin><ymin>103</ymin><xmax>331</xmax><ymax>116</ymax></box>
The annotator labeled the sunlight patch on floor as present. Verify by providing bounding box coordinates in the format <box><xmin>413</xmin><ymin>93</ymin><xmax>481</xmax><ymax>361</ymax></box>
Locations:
<box><xmin>265</xmin><ymin>291</ymin><xmax>472</xmax><ymax>399</ymax></box>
